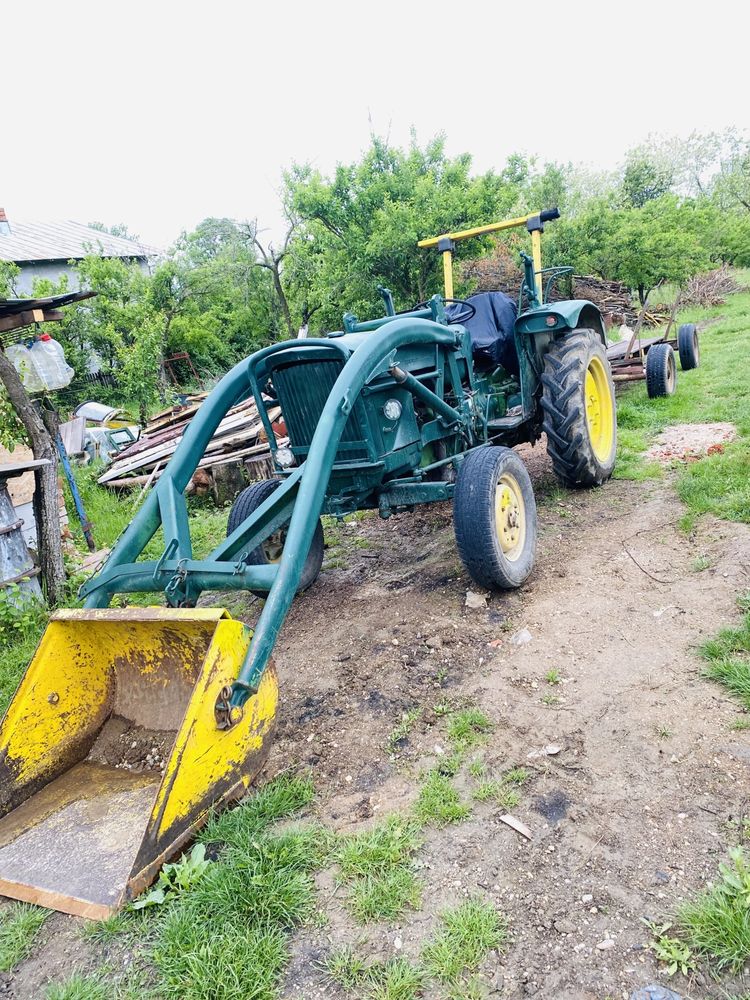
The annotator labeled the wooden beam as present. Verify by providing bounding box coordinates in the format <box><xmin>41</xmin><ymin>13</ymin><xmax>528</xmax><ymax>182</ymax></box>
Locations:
<box><xmin>0</xmin><ymin>308</ymin><xmax>65</xmax><ymax>333</ymax></box>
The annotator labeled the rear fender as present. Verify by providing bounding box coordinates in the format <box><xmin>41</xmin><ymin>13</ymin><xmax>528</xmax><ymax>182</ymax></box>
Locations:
<box><xmin>516</xmin><ymin>300</ymin><xmax>606</xmax><ymax>345</ymax></box>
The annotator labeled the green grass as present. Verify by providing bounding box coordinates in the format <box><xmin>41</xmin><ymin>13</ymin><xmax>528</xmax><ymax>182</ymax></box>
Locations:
<box><xmin>446</xmin><ymin>708</ymin><xmax>493</xmax><ymax>752</ymax></box>
<box><xmin>140</xmin><ymin>774</ymin><xmax>319</xmax><ymax>1000</ymax></box>
<box><xmin>422</xmin><ymin>896</ymin><xmax>507</xmax><ymax>987</ymax></box>
<box><xmin>0</xmin><ymin>902</ymin><xmax>48</xmax><ymax>972</ymax></box>
<box><xmin>46</xmin><ymin>974</ymin><xmax>111</xmax><ymax>1000</ymax></box>
<box><xmin>701</xmin><ymin>603</ymin><xmax>750</xmax><ymax>710</ymax></box>
<box><xmin>198</xmin><ymin>774</ymin><xmax>316</xmax><ymax>850</ymax></box>
<box><xmin>80</xmin><ymin>912</ymin><xmax>136</xmax><ymax>944</ymax></box>
<box><xmin>64</xmin><ymin>463</ymin><xmax>230</xmax><ymax>595</ymax></box>
<box><xmin>325</xmin><ymin>951</ymin><xmax>424</xmax><ymax>1000</ymax></box>
<box><xmin>327</xmin><ymin>898</ymin><xmax>506</xmax><ymax>999</ymax></box>
<box><xmin>335</xmin><ymin>816</ymin><xmax>423</xmax><ymax>923</ymax></box>
<box><xmin>0</xmin><ymin>588</ymin><xmax>48</xmax><ymax>716</ymax></box>
<box><xmin>614</xmin><ymin>283</ymin><xmax>750</xmax><ymax>524</ymax></box>
<box><xmin>470</xmin><ymin>764</ymin><xmax>528</xmax><ymax>808</ymax></box>
<box><xmin>414</xmin><ymin>770</ymin><xmax>470</xmax><ymax>827</ymax></box>
<box><xmin>472</xmin><ymin>779</ymin><xmax>520</xmax><ymax>810</ymax></box>
<box><xmin>678</xmin><ymin>847</ymin><xmax>750</xmax><ymax>973</ymax></box>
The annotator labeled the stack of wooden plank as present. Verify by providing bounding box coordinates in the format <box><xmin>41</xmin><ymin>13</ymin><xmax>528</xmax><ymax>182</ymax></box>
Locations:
<box><xmin>98</xmin><ymin>394</ymin><xmax>281</xmax><ymax>490</ymax></box>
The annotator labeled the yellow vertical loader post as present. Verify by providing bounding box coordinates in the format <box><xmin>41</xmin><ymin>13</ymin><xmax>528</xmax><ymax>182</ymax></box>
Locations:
<box><xmin>0</xmin><ymin>608</ymin><xmax>277</xmax><ymax>918</ymax></box>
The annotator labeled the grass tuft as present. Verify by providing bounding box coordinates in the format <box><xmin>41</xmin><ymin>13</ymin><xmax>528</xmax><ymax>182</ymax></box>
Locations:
<box><xmin>678</xmin><ymin>847</ymin><xmax>750</xmax><ymax>973</ymax></box>
<box><xmin>325</xmin><ymin>950</ymin><xmax>424</xmax><ymax>1000</ymax></box>
<box><xmin>80</xmin><ymin>912</ymin><xmax>136</xmax><ymax>944</ymax></box>
<box><xmin>324</xmin><ymin>946</ymin><xmax>370</xmax><ymax>988</ymax></box>
<box><xmin>0</xmin><ymin>902</ymin><xmax>48</xmax><ymax>973</ymax></box>
<box><xmin>472</xmin><ymin>780</ymin><xmax>520</xmax><ymax>810</ymax></box>
<box><xmin>701</xmin><ymin>607</ymin><xmax>750</xmax><ymax>710</ymax></box>
<box><xmin>415</xmin><ymin>770</ymin><xmax>470</xmax><ymax>827</ymax></box>
<box><xmin>422</xmin><ymin>896</ymin><xmax>507</xmax><ymax>986</ymax></box>
<box><xmin>199</xmin><ymin>775</ymin><xmax>315</xmax><ymax>851</ymax></box>
<box><xmin>335</xmin><ymin>816</ymin><xmax>422</xmax><ymax>923</ymax></box>
<box><xmin>446</xmin><ymin>708</ymin><xmax>493</xmax><ymax>753</ymax></box>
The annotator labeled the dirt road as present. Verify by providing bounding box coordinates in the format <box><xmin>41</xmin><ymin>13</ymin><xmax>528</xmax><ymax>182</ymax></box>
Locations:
<box><xmin>270</xmin><ymin>451</ymin><xmax>750</xmax><ymax>999</ymax></box>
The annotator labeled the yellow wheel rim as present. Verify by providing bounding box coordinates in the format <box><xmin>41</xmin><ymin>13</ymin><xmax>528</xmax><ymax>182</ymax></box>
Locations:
<box><xmin>495</xmin><ymin>473</ymin><xmax>526</xmax><ymax>562</ymax></box>
<box><xmin>584</xmin><ymin>355</ymin><xmax>615</xmax><ymax>462</ymax></box>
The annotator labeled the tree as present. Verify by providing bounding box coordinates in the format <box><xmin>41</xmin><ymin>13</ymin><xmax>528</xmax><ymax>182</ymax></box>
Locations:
<box><xmin>247</xmin><ymin>221</ymin><xmax>296</xmax><ymax>338</ymax></box>
<box><xmin>715</xmin><ymin>133</ymin><xmax>750</xmax><ymax>213</ymax></box>
<box><xmin>284</xmin><ymin>133</ymin><xmax>521</xmax><ymax>331</ymax></box>
<box><xmin>621</xmin><ymin>154</ymin><xmax>674</xmax><ymax>208</ymax></box>
<box><xmin>88</xmin><ymin>221</ymin><xmax>142</xmax><ymax>241</ymax></box>
<box><xmin>609</xmin><ymin>196</ymin><xmax>709</xmax><ymax>303</ymax></box>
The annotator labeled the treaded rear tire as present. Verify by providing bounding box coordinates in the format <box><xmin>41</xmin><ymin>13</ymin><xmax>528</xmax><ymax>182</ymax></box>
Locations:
<box><xmin>541</xmin><ymin>328</ymin><xmax>617</xmax><ymax>488</ymax></box>
<box><xmin>646</xmin><ymin>342</ymin><xmax>677</xmax><ymax>398</ymax></box>
<box><xmin>453</xmin><ymin>446</ymin><xmax>536</xmax><ymax>590</ymax></box>
<box><xmin>227</xmin><ymin>479</ymin><xmax>324</xmax><ymax>598</ymax></box>
<box><xmin>677</xmin><ymin>323</ymin><xmax>700</xmax><ymax>370</ymax></box>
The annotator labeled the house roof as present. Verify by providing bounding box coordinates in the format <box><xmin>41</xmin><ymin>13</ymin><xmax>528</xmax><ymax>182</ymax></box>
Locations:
<box><xmin>0</xmin><ymin>220</ymin><xmax>160</xmax><ymax>264</ymax></box>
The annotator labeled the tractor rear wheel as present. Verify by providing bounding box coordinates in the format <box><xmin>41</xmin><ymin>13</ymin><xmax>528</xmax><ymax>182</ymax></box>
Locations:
<box><xmin>645</xmin><ymin>342</ymin><xmax>677</xmax><ymax>398</ymax></box>
<box><xmin>453</xmin><ymin>446</ymin><xmax>536</xmax><ymax>590</ymax></box>
<box><xmin>541</xmin><ymin>328</ymin><xmax>617</xmax><ymax>487</ymax></box>
<box><xmin>226</xmin><ymin>479</ymin><xmax>324</xmax><ymax>598</ymax></box>
<box><xmin>677</xmin><ymin>323</ymin><xmax>700</xmax><ymax>370</ymax></box>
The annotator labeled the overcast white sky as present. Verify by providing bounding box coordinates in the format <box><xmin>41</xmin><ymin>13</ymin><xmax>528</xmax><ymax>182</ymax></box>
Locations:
<box><xmin>2</xmin><ymin>0</ymin><xmax>746</xmax><ymax>250</ymax></box>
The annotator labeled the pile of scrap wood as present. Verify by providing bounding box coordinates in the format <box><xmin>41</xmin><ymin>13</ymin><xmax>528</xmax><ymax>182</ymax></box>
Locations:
<box><xmin>682</xmin><ymin>265</ymin><xmax>740</xmax><ymax>307</ymax></box>
<box><xmin>461</xmin><ymin>246</ymin><xmax>669</xmax><ymax>326</ymax></box>
<box><xmin>98</xmin><ymin>394</ymin><xmax>280</xmax><ymax>490</ymax></box>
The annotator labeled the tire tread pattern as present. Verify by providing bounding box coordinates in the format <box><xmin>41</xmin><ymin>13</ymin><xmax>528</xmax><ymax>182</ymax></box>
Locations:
<box><xmin>541</xmin><ymin>329</ymin><xmax>616</xmax><ymax>487</ymax></box>
<box><xmin>645</xmin><ymin>342</ymin><xmax>676</xmax><ymax>398</ymax></box>
<box><xmin>453</xmin><ymin>446</ymin><xmax>536</xmax><ymax>590</ymax></box>
<box><xmin>226</xmin><ymin>479</ymin><xmax>324</xmax><ymax>595</ymax></box>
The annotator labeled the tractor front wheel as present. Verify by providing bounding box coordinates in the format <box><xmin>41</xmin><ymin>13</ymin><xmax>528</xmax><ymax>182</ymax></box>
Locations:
<box><xmin>541</xmin><ymin>328</ymin><xmax>617</xmax><ymax>487</ymax></box>
<box><xmin>453</xmin><ymin>446</ymin><xmax>537</xmax><ymax>590</ymax></box>
<box><xmin>226</xmin><ymin>479</ymin><xmax>324</xmax><ymax>598</ymax></box>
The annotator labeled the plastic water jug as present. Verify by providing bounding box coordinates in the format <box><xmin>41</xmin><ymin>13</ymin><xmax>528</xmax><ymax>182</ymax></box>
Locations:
<box><xmin>5</xmin><ymin>343</ymin><xmax>47</xmax><ymax>393</ymax></box>
<box><xmin>29</xmin><ymin>335</ymin><xmax>74</xmax><ymax>391</ymax></box>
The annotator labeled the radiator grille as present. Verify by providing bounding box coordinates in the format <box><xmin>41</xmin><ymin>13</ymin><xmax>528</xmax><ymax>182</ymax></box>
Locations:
<box><xmin>273</xmin><ymin>360</ymin><xmax>368</xmax><ymax>460</ymax></box>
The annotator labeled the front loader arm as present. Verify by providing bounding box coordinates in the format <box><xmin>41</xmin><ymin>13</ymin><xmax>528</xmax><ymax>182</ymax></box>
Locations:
<box><xmin>80</xmin><ymin>318</ymin><xmax>462</xmax><ymax>729</ymax></box>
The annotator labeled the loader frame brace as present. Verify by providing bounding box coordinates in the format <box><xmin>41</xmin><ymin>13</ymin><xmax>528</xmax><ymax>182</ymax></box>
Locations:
<box><xmin>80</xmin><ymin>318</ymin><xmax>463</xmax><ymax>726</ymax></box>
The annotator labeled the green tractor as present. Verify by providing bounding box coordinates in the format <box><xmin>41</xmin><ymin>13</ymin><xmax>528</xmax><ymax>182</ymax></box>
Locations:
<box><xmin>0</xmin><ymin>207</ymin><xmax>616</xmax><ymax>916</ymax></box>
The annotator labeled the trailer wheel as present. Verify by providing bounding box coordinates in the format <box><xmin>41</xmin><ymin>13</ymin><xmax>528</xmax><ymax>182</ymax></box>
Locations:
<box><xmin>646</xmin><ymin>342</ymin><xmax>677</xmax><ymax>398</ymax></box>
<box><xmin>677</xmin><ymin>323</ymin><xmax>700</xmax><ymax>370</ymax></box>
<box><xmin>227</xmin><ymin>479</ymin><xmax>324</xmax><ymax>598</ymax></box>
<box><xmin>453</xmin><ymin>446</ymin><xmax>536</xmax><ymax>590</ymax></box>
<box><xmin>541</xmin><ymin>328</ymin><xmax>617</xmax><ymax>488</ymax></box>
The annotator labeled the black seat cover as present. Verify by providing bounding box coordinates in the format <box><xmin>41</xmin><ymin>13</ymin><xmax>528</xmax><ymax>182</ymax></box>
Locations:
<box><xmin>447</xmin><ymin>292</ymin><xmax>519</xmax><ymax>375</ymax></box>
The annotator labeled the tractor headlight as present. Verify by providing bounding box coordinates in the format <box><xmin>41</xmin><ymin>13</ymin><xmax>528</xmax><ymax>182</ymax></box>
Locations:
<box><xmin>275</xmin><ymin>446</ymin><xmax>296</xmax><ymax>468</ymax></box>
<box><xmin>383</xmin><ymin>399</ymin><xmax>402</xmax><ymax>421</ymax></box>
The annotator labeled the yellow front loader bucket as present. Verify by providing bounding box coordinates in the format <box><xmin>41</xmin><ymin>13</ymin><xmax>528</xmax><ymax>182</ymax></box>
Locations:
<box><xmin>0</xmin><ymin>608</ymin><xmax>277</xmax><ymax>919</ymax></box>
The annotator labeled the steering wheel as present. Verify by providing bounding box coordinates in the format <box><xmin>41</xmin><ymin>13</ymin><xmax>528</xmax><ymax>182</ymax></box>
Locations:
<box><xmin>411</xmin><ymin>298</ymin><xmax>476</xmax><ymax>325</ymax></box>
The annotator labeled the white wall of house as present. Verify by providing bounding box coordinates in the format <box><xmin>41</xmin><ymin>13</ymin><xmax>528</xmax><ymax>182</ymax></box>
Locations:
<box><xmin>13</xmin><ymin>258</ymin><xmax>150</xmax><ymax>295</ymax></box>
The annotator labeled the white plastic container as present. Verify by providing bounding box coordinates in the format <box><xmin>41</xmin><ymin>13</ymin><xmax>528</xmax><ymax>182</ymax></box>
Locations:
<box><xmin>29</xmin><ymin>335</ymin><xmax>74</xmax><ymax>391</ymax></box>
<box><xmin>5</xmin><ymin>343</ymin><xmax>47</xmax><ymax>393</ymax></box>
